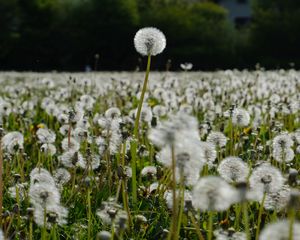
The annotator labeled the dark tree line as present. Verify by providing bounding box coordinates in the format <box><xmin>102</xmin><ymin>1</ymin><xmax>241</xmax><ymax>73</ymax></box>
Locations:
<box><xmin>0</xmin><ymin>0</ymin><xmax>300</xmax><ymax>71</ymax></box>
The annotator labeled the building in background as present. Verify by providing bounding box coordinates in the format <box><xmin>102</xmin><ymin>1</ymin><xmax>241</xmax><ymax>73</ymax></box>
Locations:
<box><xmin>213</xmin><ymin>0</ymin><xmax>251</xmax><ymax>27</ymax></box>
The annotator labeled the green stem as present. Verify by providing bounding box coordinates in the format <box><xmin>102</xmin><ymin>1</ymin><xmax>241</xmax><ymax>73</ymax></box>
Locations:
<box><xmin>0</xmin><ymin>139</ymin><xmax>3</xmax><ymax>226</ymax></box>
<box><xmin>29</xmin><ymin>218</ymin><xmax>33</xmax><ymax>240</ymax></box>
<box><xmin>289</xmin><ymin>208</ymin><xmax>295</xmax><ymax>240</ymax></box>
<box><xmin>255</xmin><ymin>193</ymin><xmax>266</xmax><ymax>240</ymax></box>
<box><xmin>87</xmin><ymin>187</ymin><xmax>92</xmax><ymax>240</ymax></box>
<box><xmin>189</xmin><ymin>212</ymin><xmax>205</xmax><ymax>240</ymax></box>
<box><xmin>242</xmin><ymin>201</ymin><xmax>250</xmax><ymax>240</ymax></box>
<box><xmin>133</xmin><ymin>54</ymin><xmax>151</xmax><ymax>139</ymax></box>
<box><xmin>176</xmin><ymin>171</ymin><xmax>185</xmax><ymax>237</ymax></box>
<box><xmin>131</xmin><ymin>54</ymin><xmax>151</xmax><ymax>209</ymax></box>
<box><xmin>121</xmin><ymin>144</ymin><xmax>132</xmax><ymax>227</ymax></box>
<box><xmin>130</xmin><ymin>140</ymin><xmax>138</xmax><ymax>209</ymax></box>
<box><xmin>168</xmin><ymin>145</ymin><xmax>178</xmax><ymax>240</ymax></box>
<box><xmin>42</xmin><ymin>207</ymin><xmax>47</xmax><ymax>240</ymax></box>
<box><xmin>208</xmin><ymin>211</ymin><xmax>214</xmax><ymax>240</ymax></box>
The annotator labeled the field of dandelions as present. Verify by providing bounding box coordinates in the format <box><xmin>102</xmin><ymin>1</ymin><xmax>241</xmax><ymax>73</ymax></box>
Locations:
<box><xmin>0</xmin><ymin>28</ymin><xmax>300</xmax><ymax>240</ymax></box>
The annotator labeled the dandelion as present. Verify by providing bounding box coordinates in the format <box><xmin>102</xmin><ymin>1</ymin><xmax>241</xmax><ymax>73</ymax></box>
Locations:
<box><xmin>249</xmin><ymin>163</ymin><xmax>284</xmax><ymax>197</ymax></box>
<box><xmin>217</xmin><ymin>157</ymin><xmax>249</xmax><ymax>183</ymax></box>
<box><xmin>59</xmin><ymin>151</ymin><xmax>86</xmax><ymax>169</ymax></box>
<box><xmin>61</xmin><ymin>137</ymin><xmax>80</xmax><ymax>152</ymax></box>
<box><xmin>214</xmin><ymin>228</ymin><xmax>246</xmax><ymax>240</ymax></box>
<box><xmin>206</xmin><ymin>131</ymin><xmax>227</xmax><ymax>148</ymax></box>
<box><xmin>30</xmin><ymin>168</ymin><xmax>56</xmax><ymax>186</ymax></box>
<box><xmin>180</xmin><ymin>63</ymin><xmax>193</xmax><ymax>71</ymax></box>
<box><xmin>141</xmin><ymin>166</ymin><xmax>157</xmax><ymax>177</ymax></box>
<box><xmin>152</xmin><ymin>105</ymin><xmax>167</xmax><ymax>117</ymax></box>
<box><xmin>264</xmin><ymin>185</ymin><xmax>290</xmax><ymax>211</ymax></box>
<box><xmin>29</xmin><ymin>182</ymin><xmax>60</xmax><ymax>208</ymax></box>
<box><xmin>157</xmin><ymin>138</ymin><xmax>205</xmax><ymax>185</ymax></box>
<box><xmin>134</xmin><ymin>27</ymin><xmax>166</xmax><ymax>56</ymax></box>
<box><xmin>8</xmin><ymin>183</ymin><xmax>28</xmax><ymax>201</ymax></box>
<box><xmin>201</xmin><ymin>141</ymin><xmax>217</xmax><ymax>166</ymax></box>
<box><xmin>97</xmin><ymin>231</ymin><xmax>112</xmax><ymax>240</ymax></box>
<box><xmin>105</xmin><ymin>107</ymin><xmax>121</xmax><ymax>119</ymax></box>
<box><xmin>36</xmin><ymin>128</ymin><xmax>56</xmax><ymax>144</ymax></box>
<box><xmin>2</xmin><ymin>131</ymin><xmax>24</xmax><ymax>154</ymax></box>
<box><xmin>232</xmin><ymin>108</ymin><xmax>250</xmax><ymax>127</ymax></box>
<box><xmin>259</xmin><ymin>220</ymin><xmax>300</xmax><ymax>240</ymax></box>
<box><xmin>33</xmin><ymin>204</ymin><xmax>68</xmax><ymax>229</ymax></box>
<box><xmin>40</xmin><ymin>143</ymin><xmax>56</xmax><ymax>156</ymax></box>
<box><xmin>164</xmin><ymin>189</ymin><xmax>193</xmax><ymax>210</ymax></box>
<box><xmin>192</xmin><ymin>176</ymin><xmax>238</xmax><ymax>211</ymax></box>
<box><xmin>272</xmin><ymin>133</ymin><xmax>294</xmax><ymax>163</ymax></box>
<box><xmin>53</xmin><ymin>168</ymin><xmax>71</xmax><ymax>186</ymax></box>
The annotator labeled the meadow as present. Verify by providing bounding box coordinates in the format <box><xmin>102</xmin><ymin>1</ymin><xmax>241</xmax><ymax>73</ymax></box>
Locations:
<box><xmin>0</xmin><ymin>67</ymin><xmax>299</xmax><ymax>240</ymax></box>
<box><xmin>0</xmin><ymin>22</ymin><xmax>297</xmax><ymax>240</ymax></box>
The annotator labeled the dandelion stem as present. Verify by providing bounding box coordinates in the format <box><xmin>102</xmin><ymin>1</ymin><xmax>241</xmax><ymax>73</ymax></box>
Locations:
<box><xmin>242</xmin><ymin>201</ymin><xmax>250</xmax><ymax>240</ymax></box>
<box><xmin>29</xmin><ymin>218</ymin><xmax>33</xmax><ymax>240</ymax></box>
<box><xmin>208</xmin><ymin>211</ymin><xmax>214</xmax><ymax>240</ymax></box>
<box><xmin>87</xmin><ymin>186</ymin><xmax>92</xmax><ymax>240</ymax></box>
<box><xmin>121</xmin><ymin>143</ymin><xmax>132</xmax><ymax>227</ymax></box>
<box><xmin>0</xmin><ymin>136</ymin><xmax>3</xmax><ymax>226</ymax></box>
<box><xmin>176</xmin><ymin>170</ymin><xmax>185</xmax><ymax>237</ymax></box>
<box><xmin>168</xmin><ymin>144</ymin><xmax>178</xmax><ymax>240</ymax></box>
<box><xmin>133</xmin><ymin>54</ymin><xmax>151</xmax><ymax>139</ymax></box>
<box><xmin>189</xmin><ymin>211</ymin><xmax>205</xmax><ymax>240</ymax></box>
<box><xmin>255</xmin><ymin>192</ymin><xmax>266</xmax><ymax>240</ymax></box>
<box><xmin>288</xmin><ymin>208</ymin><xmax>295</xmax><ymax>240</ymax></box>
<box><xmin>130</xmin><ymin>140</ymin><xmax>138</xmax><ymax>209</ymax></box>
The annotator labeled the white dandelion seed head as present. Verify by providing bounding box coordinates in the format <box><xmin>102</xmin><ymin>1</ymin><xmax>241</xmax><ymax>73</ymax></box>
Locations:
<box><xmin>232</xmin><ymin>108</ymin><xmax>250</xmax><ymax>127</ymax></box>
<box><xmin>158</xmin><ymin>138</ymin><xmax>205</xmax><ymax>185</ymax></box>
<box><xmin>217</xmin><ymin>157</ymin><xmax>249</xmax><ymax>183</ymax></box>
<box><xmin>180</xmin><ymin>63</ymin><xmax>193</xmax><ymax>71</ymax></box>
<box><xmin>214</xmin><ymin>229</ymin><xmax>246</xmax><ymax>240</ymax></box>
<box><xmin>141</xmin><ymin>166</ymin><xmax>157</xmax><ymax>177</ymax></box>
<box><xmin>192</xmin><ymin>176</ymin><xmax>238</xmax><ymax>211</ymax></box>
<box><xmin>8</xmin><ymin>183</ymin><xmax>28</xmax><ymax>201</ymax></box>
<box><xmin>200</xmin><ymin>141</ymin><xmax>217</xmax><ymax>164</ymax></box>
<box><xmin>264</xmin><ymin>185</ymin><xmax>290</xmax><ymax>211</ymax></box>
<box><xmin>59</xmin><ymin>151</ymin><xmax>86</xmax><ymax>169</ymax></box>
<box><xmin>33</xmin><ymin>204</ymin><xmax>68</xmax><ymax>228</ymax></box>
<box><xmin>53</xmin><ymin>168</ymin><xmax>71</xmax><ymax>186</ymax></box>
<box><xmin>36</xmin><ymin>128</ymin><xmax>56</xmax><ymax>144</ymax></box>
<box><xmin>259</xmin><ymin>220</ymin><xmax>300</xmax><ymax>240</ymax></box>
<box><xmin>40</xmin><ymin>143</ymin><xmax>57</xmax><ymax>156</ymax></box>
<box><xmin>134</xmin><ymin>27</ymin><xmax>166</xmax><ymax>56</ymax></box>
<box><xmin>152</xmin><ymin>105</ymin><xmax>167</xmax><ymax>117</ymax></box>
<box><xmin>273</xmin><ymin>147</ymin><xmax>294</xmax><ymax>163</ymax></box>
<box><xmin>29</xmin><ymin>182</ymin><xmax>60</xmax><ymax>208</ymax></box>
<box><xmin>2</xmin><ymin>131</ymin><xmax>24</xmax><ymax>154</ymax></box>
<box><xmin>273</xmin><ymin>132</ymin><xmax>294</xmax><ymax>150</ymax></box>
<box><xmin>61</xmin><ymin>137</ymin><xmax>80</xmax><ymax>152</ymax></box>
<box><xmin>105</xmin><ymin>107</ymin><xmax>121</xmax><ymax>119</ymax></box>
<box><xmin>30</xmin><ymin>168</ymin><xmax>56</xmax><ymax>186</ymax></box>
<box><xmin>206</xmin><ymin>131</ymin><xmax>227</xmax><ymax>148</ymax></box>
<box><xmin>249</xmin><ymin>163</ymin><xmax>284</xmax><ymax>197</ymax></box>
<box><xmin>164</xmin><ymin>189</ymin><xmax>193</xmax><ymax>210</ymax></box>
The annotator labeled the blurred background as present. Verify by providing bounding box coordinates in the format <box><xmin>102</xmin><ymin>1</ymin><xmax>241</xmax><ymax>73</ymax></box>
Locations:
<box><xmin>0</xmin><ymin>0</ymin><xmax>300</xmax><ymax>71</ymax></box>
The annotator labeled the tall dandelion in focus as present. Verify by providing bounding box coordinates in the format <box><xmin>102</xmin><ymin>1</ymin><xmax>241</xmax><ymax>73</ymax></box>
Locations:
<box><xmin>133</xmin><ymin>27</ymin><xmax>166</xmax><ymax>138</ymax></box>
<box><xmin>131</xmin><ymin>27</ymin><xmax>166</xmax><ymax>208</ymax></box>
